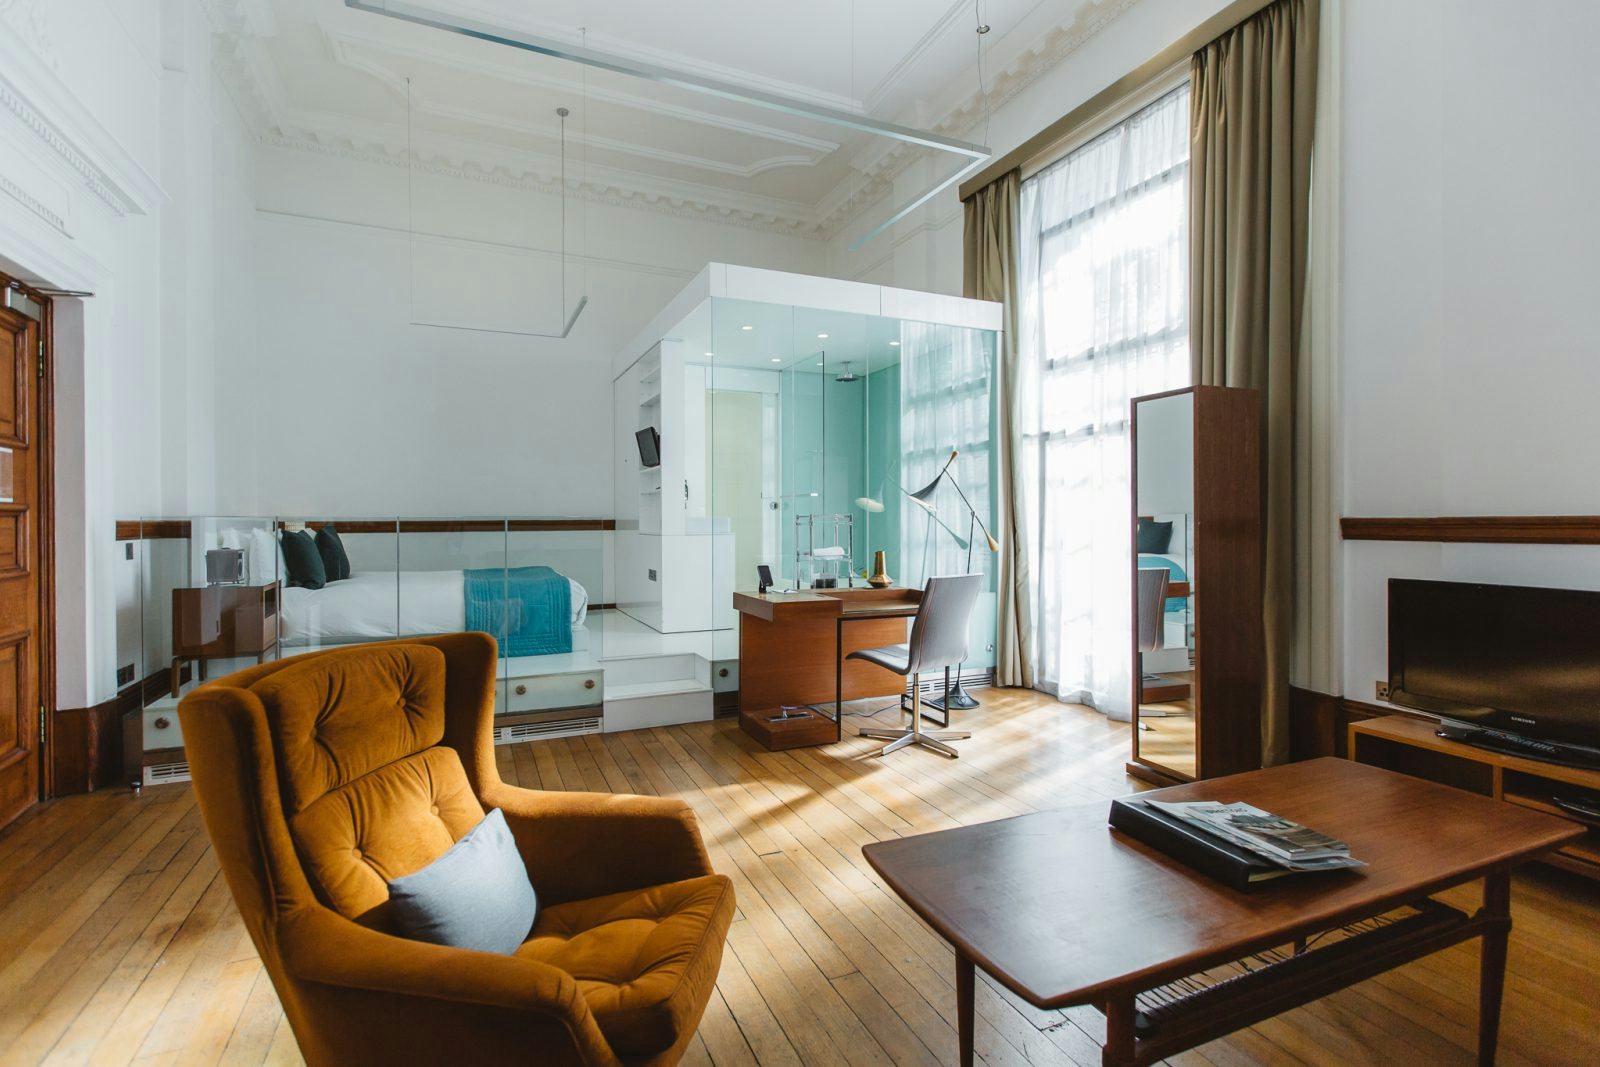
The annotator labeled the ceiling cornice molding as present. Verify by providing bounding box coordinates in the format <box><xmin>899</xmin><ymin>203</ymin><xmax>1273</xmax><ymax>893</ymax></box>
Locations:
<box><xmin>258</xmin><ymin>131</ymin><xmax>829</xmax><ymax>240</ymax></box>
<box><xmin>421</xmin><ymin>0</ymin><xmax>868</xmax><ymax>115</ymax></box>
<box><xmin>860</xmin><ymin>0</ymin><xmax>972</xmax><ymax>115</ymax></box>
<box><xmin>0</xmin><ymin>12</ymin><xmax>166</xmax><ymax>217</ymax></box>
<box><xmin>817</xmin><ymin>0</ymin><xmax>1142</xmax><ymax>236</ymax></box>
<box><xmin>325</xmin><ymin>36</ymin><xmax>828</xmax><ymax>180</ymax></box>
<box><xmin>321</xmin><ymin>23</ymin><xmax>841</xmax><ymax>157</ymax></box>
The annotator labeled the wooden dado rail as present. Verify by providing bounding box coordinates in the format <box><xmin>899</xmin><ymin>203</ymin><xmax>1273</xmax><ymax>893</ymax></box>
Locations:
<box><xmin>1340</xmin><ymin>516</ymin><xmax>1600</xmax><ymax>545</ymax></box>
<box><xmin>117</xmin><ymin>518</ymin><xmax>617</xmax><ymax>540</ymax></box>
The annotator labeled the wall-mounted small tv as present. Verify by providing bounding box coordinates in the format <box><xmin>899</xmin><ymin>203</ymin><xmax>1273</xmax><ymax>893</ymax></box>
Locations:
<box><xmin>635</xmin><ymin>426</ymin><xmax>661</xmax><ymax>469</ymax></box>
<box><xmin>1388</xmin><ymin>578</ymin><xmax>1600</xmax><ymax>768</ymax></box>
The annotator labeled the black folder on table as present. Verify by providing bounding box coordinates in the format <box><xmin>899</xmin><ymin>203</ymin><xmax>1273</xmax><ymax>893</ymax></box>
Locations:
<box><xmin>1108</xmin><ymin>797</ymin><xmax>1294</xmax><ymax>891</ymax></box>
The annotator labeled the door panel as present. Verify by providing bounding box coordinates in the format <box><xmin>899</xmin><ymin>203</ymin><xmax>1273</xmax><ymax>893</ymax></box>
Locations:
<box><xmin>0</xmin><ymin>301</ymin><xmax>39</xmax><ymax>827</ymax></box>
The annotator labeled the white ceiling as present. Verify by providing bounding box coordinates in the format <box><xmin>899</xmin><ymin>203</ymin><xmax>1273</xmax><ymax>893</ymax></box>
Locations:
<box><xmin>214</xmin><ymin>0</ymin><xmax>1138</xmax><ymax>236</ymax></box>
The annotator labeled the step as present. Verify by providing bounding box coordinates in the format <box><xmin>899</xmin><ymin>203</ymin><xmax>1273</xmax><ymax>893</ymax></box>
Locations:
<box><xmin>604</xmin><ymin>685</ymin><xmax>713</xmax><ymax>733</ymax></box>
<box><xmin>603</xmin><ymin>678</ymin><xmax>709</xmax><ymax>701</ymax></box>
<box><xmin>599</xmin><ymin>652</ymin><xmax>702</xmax><ymax>688</ymax></box>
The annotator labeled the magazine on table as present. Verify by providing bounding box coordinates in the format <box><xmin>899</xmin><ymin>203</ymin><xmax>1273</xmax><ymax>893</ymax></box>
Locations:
<box><xmin>1144</xmin><ymin>800</ymin><xmax>1366</xmax><ymax>872</ymax></box>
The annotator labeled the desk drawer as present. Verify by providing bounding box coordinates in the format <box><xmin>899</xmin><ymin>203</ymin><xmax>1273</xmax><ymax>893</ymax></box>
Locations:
<box><xmin>500</xmin><ymin>671</ymin><xmax>603</xmax><ymax>714</ymax></box>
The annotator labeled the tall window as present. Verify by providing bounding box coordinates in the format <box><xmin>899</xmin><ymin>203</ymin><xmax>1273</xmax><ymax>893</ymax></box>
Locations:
<box><xmin>1017</xmin><ymin>83</ymin><xmax>1190</xmax><ymax>718</ymax></box>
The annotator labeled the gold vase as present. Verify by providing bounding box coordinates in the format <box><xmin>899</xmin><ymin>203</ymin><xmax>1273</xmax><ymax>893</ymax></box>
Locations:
<box><xmin>867</xmin><ymin>550</ymin><xmax>892</xmax><ymax>588</ymax></box>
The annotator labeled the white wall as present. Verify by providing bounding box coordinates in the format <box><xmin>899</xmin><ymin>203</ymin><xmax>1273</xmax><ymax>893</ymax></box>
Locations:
<box><xmin>234</xmin><ymin>143</ymin><xmax>825</xmax><ymax>519</ymax></box>
<box><xmin>1337</xmin><ymin>0</ymin><xmax>1600</xmax><ymax>702</ymax></box>
<box><xmin>0</xmin><ymin>0</ymin><xmax>259</xmax><ymax>706</ymax></box>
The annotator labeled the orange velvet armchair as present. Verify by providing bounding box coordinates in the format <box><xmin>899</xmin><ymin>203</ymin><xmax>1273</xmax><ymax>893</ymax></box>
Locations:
<box><xmin>178</xmin><ymin>633</ymin><xmax>734</xmax><ymax>1067</ymax></box>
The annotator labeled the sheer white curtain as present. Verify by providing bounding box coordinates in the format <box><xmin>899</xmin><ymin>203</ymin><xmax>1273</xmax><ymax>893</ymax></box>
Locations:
<box><xmin>1017</xmin><ymin>84</ymin><xmax>1190</xmax><ymax>719</ymax></box>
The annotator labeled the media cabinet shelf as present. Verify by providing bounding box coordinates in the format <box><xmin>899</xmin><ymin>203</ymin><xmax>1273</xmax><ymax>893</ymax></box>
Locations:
<box><xmin>1350</xmin><ymin>714</ymin><xmax>1600</xmax><ymax>880</ymax></box>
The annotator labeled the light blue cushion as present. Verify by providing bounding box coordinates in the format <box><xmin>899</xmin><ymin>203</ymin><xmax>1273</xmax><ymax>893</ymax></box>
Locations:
<box><xmin>386</xmin><ymin>808</ymin><xmax>537</xmax><ymax>955</ymax></box>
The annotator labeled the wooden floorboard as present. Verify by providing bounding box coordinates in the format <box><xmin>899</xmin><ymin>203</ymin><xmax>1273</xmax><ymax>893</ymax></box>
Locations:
<box><xmin>2</xmin><ymin>688</ymin><xmax>1597</xmax><ymax>1066</ymax></box>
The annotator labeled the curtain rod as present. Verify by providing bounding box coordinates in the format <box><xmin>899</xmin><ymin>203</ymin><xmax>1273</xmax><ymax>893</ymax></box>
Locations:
<box><xmin>958</xmin><ymin>0</ymin><xmax>1281</xmax><ymax>200</ymax></box>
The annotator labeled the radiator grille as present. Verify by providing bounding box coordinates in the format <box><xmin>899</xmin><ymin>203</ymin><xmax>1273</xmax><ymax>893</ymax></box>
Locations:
<box><xmin>493</xmin><ymin>717</ymin><xmax>603</xmax><ymax>745</ymax></box>
<box><xmin>144</xmin><ymin>761</ymin><xmax>192</xmax><ymax>786</ymax></box>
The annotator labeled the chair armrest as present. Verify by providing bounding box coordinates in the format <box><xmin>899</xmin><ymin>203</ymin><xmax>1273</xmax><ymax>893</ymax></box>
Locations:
<box><xmin>480</xmin><ymin>783</ymin><xmax>715</xmax><ymax>905</ymax></box>
<box><xmin>278</xmin><ymin>907</ymin><xmax>621</xmax><ymax>1066</ymax></box>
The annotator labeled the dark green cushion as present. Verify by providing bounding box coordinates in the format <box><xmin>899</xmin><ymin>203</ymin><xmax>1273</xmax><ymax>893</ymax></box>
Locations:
<box><xmin>1137</xmin><ymin>518</ymin><xmax>1173</xmax><ymax>555</ymax></box>
<box><xmin>316</xmin><ymin>524</ymin><xmax>351</xmax><ymax>582</ymax></box>
<box><xmin>280</xmin><ymin>529</ymin><xmax>326</xmax><ymax>590</ymax></box>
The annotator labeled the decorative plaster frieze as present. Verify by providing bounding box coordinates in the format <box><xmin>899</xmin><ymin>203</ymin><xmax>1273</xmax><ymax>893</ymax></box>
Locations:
<box><xmin>818</xmin><ymin>0</ymin><xmax>1142</xmax><ymax>235</ymax></box>
<box><xmin>258</xmin><ymin>133</ymin><xmax>830</xmax><ymax>240</ymax></box>
<box><xmin>0</xmin><ymin>169</ymin><xmax>67</xmax><ymax>234</ymax></box>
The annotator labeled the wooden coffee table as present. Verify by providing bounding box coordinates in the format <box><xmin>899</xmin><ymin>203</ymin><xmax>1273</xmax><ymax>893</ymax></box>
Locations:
<box><xmin>862</xmin><ymin>758</ymin><xmax>1582</xmax><ymax>1067</ymax></box>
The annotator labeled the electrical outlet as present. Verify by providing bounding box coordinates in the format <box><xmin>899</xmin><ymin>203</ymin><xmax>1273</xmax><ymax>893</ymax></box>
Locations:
<box><xmin>1375</xmin><ymin>680</ymin><xmax>1391</xmax><ymax>702</ymax></box>
<box><xmin>124</xmin><ymin>543</ymin><xmax>134</xmax><ymax>560</ymax></box>
<box><xmin>117</xmin><ymin>664</ymin><xmax>136</xmax><ymax>687</ymax></box>
<box><xmin>647</xmin><ymin>568</ymin><xmax>657</xmax><ymax>582</ymax></box>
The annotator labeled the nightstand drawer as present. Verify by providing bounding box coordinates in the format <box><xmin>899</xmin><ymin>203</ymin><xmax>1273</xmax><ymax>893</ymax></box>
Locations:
<box><xmin>143</xmin><ymin>705</ymin><xmax>184</xmax><ymax>750</ymax></box>
<box><xmin>500</xmin><ymin>671</ymin><xmax>603</xmax><ymax>714</ymax></box>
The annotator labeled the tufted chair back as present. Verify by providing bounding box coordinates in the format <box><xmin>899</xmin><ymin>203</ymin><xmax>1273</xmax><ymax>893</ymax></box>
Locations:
<box><xmin>256</xmin><ymin>642</ymin><xmax>486</xmax><ymax>929</ymax></box>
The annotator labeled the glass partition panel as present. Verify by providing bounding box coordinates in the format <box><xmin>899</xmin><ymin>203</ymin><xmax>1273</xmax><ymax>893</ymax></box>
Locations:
<box><xmin>699</xmin><ymin>295</ymin><xmax>999</xmax><ymax>697</ymax></box>
<box><xmin>279</xmin><ymin>519</ymin><xmax>400</xmax><ymax>652</ymax></box>
<box><xmin>137</xmin><ymin>518</ymin><xmax>192</xmax><ymax>706</ymax></box>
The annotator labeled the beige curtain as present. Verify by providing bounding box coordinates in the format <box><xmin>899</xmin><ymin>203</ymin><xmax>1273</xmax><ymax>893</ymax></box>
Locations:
<box><xmin>963</xmin><ymin>170</ymin><xmax>1031</xmax><ymax>688</ymax></box>
<box><xmin>1189</xmin><ymin>0</ymin><xmax>1319</xmax><ymax>765</ymax></box>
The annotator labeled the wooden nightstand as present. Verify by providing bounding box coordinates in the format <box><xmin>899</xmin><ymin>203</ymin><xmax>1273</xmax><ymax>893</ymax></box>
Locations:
<box><xmin>171</xmin><ymin>582</ymin><xmax>280</xmax><ymax>696</ymax></box>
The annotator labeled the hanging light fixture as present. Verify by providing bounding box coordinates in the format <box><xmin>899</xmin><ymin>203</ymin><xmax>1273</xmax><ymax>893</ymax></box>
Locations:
<box><xmin>349</xmin><ymin>0</ymin><xmax>992</xmax><ymax>251</ymax></box>
<box><xmin>404</xmin><ymin>79</ymin><xmax>588</xmax><ymax>338</ymax></box>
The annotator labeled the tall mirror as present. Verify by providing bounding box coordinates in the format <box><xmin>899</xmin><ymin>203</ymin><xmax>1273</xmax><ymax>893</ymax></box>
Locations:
<box><xmin>1131</xmin><ymin>390</ymin><xmax>1196</xmax><ymax>779</ymax></box>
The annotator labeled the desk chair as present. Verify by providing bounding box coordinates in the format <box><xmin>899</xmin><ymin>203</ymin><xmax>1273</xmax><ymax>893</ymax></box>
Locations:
<box><xmin>853</xmin><ymin>573</ymin><xmax>983</xmax><ymax>759</ymax></box>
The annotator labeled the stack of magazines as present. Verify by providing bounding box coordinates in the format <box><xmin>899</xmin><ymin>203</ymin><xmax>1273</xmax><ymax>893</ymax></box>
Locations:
<box><xmin>1109</xmin><ymin>797</ymin><xmax>1365</xmax><ymax>890</ymax></box>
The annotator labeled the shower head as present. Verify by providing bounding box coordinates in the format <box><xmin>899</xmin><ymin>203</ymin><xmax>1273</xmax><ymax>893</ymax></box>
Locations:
<box><xmin>834</xmin><ymin>362</ymin><xmax>859</xmax><ymax>383</ymax></box>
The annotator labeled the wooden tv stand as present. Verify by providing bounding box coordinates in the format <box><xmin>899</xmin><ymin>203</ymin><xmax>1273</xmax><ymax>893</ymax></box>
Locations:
<box><xmin>1350</xmin><ymin>714</ymin><xmax>1600</xmax><ymax>880</ymax></box>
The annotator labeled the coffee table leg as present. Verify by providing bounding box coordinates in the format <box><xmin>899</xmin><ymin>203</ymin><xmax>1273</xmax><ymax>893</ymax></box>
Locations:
<box><xmin>1102</xmin><ymin>992</ymin><xmax>1135</xmax><ymax>1067</ymax></box>
<box><xmin>956</xmin><ymin>953</ymin><xmax>974</xmax><ymax>1067</ymax></box>
<box><xmin>1478</xmin><ymin>870</ymin><xmax>1511</xmax><ymax>1066</ymax></box>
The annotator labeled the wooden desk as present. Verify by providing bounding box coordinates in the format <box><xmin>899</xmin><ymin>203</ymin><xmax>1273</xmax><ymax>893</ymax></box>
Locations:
<box><xmin>863</xmin><ymin>758</ymin><xmax>1581</xmax><ymax>1067</ymax></box>
<box><xmin>734</xmin><ymin>587</ymin><xmax>921</xmax><ymax>744</ymax></box>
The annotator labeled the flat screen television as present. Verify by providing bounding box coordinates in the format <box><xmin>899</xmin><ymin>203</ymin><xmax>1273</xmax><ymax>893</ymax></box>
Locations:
<box><xmin>635</xmin><ymin>426</ymin><xmax>661</xmax><ymax>469</ymax></box>
<box><xmin>1389</xmin><ymin>578</ymin><xmax>1600</xmax><ymax>768</ymax></box>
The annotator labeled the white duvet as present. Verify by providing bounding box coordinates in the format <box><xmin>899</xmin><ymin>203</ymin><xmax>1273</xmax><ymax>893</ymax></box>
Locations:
<box><xmin>280</xmin><ymin>569</ymin><xmax>589</xmax><ymax>645</ymax></box>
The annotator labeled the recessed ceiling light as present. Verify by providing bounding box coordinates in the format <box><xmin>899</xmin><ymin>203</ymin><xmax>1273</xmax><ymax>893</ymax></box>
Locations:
<box><xmin>816</xmin><ymin>362</ymin><xmax>824</xmax><ymax>366</ymax></box>
<box><xmin>704</xmin><ymin>351</ymin><xmax>714</xmax><ymax>357</ymax></box>
<box><xmin>889</xmin><ymin>340</ymin><xmax>900</xmax><ymax>347</ymax></box>
<box><xmin>741</xmin><ymin>325</ymin><xmax>754</xmax><ymax>331</ymax></box>
<box><xmin>770</xmin><ymin>357</ymin><xmax>782</xmax><ymax>363</ymax></box>
<box><xmin>817</xmin><ymin>333</ymin><xmax>829</xmax><ymax>339</ymax></box>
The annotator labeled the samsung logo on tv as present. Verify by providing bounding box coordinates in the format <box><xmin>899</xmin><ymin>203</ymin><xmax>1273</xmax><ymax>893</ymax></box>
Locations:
<box><xmin>1509</xmin><ymin>714</ymin><xmax>1537</xmax><ymax>727</ymax></box>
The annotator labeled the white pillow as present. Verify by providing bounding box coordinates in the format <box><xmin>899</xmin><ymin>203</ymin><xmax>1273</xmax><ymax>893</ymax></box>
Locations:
<box><xmin>247</xmin><ymin>527</ymin><xmax>284</xmax><ymax>585</ymax></box>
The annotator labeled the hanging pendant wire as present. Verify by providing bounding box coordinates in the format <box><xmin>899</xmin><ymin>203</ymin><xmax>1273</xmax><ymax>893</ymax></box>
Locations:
<box><xmin>402</xmin><ymin>62</ymin><xmax>586</xmax><ymax>337</ymax></box>
<box><xmin>974</xmin><ymin>0</ymin><xmax>991</xmax><ymax>147</ymax></box>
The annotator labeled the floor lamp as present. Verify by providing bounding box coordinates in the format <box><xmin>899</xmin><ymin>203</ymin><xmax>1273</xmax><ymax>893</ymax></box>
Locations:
<box><xmin>908</xmin><ymin>450</ymin><xmax>1000</xmax><ymax>711</ymax></box>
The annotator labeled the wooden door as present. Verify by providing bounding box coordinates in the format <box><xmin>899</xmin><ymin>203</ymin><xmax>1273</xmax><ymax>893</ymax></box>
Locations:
<box><xmin>0</xmin><ymin>292</ymin><xmax>43</xmax><ymax>826</ymax></box>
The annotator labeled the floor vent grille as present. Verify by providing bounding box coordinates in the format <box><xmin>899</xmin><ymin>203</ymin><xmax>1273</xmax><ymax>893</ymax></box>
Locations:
<box><xmin>144</xmin><ymin>761</ymin><xmax>192</xmax><ymax>786</ymax></box>
<box><xmin>493</xmin><ymin>717</ymin><xmax>602</xmax><ymax>745</ymax></box>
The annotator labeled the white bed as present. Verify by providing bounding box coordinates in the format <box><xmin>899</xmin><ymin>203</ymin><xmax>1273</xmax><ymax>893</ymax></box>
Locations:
<box><xmin>280</xmin><ymin>569</ymin><xmax>590</xmax><ymax>647</ymax></box>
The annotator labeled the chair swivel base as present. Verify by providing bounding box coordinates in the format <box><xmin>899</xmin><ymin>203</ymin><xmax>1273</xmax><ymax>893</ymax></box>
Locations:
<box><xmin>859</xmin><ymin>726</ymin><xmax>972</xmax><ymax>759</ymax></box>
